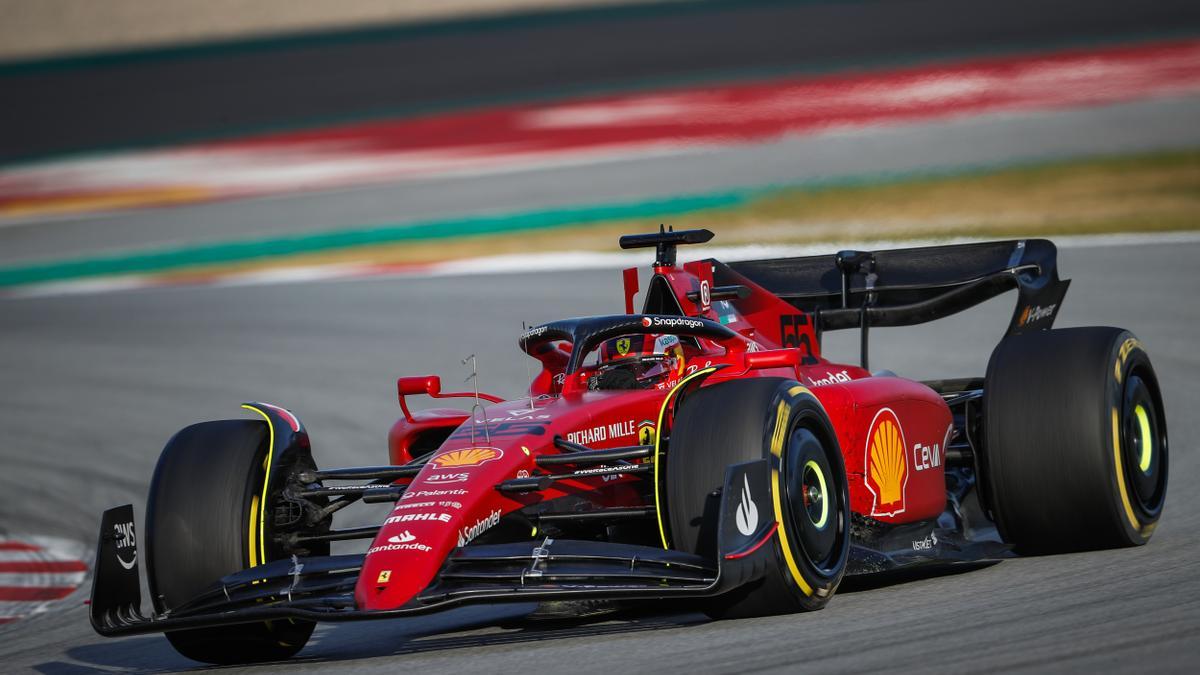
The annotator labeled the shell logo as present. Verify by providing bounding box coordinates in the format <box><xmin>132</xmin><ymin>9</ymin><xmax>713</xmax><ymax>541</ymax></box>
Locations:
<box><xmin>432</xmin><ymin>447</ymin><xmax>503</xmax><ymax>469</ymax></box>
<box><xmin>864</xmin><ymin>408</ymin><xmax>908</xmax><ymax>517</ymax></box>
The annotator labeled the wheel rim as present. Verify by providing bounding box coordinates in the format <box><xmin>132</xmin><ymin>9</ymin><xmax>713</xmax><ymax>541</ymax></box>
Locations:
<box><xmin>802</xmin><ymin>460</ymin><xmax>830</xmax><ymax>530</ymax></box>
<box><xmin>783</xmin><ymin>426</ymin><xmax>839</xmax><ymax>569</ymax></box>
<box><xmin>1121</xmin><ymin>373</ymin><xmax>1166</xmax><ymax>516</ymax></box>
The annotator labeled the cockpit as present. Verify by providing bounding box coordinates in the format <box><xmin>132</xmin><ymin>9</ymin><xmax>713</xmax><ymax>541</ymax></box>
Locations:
<box><xmin>519</xmin><ymin>314</ymin><xmax>743</xmax><ymax>396</ymax></box>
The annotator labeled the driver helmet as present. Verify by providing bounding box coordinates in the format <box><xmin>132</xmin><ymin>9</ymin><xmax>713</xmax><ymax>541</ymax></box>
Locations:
<box><xmin>593</xmin><ymin>333</ymin><xmax>685</xmax><ymax>389</ymax></box>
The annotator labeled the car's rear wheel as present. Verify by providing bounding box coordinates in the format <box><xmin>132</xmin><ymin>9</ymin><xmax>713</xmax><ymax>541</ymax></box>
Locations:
<box><xmin>983</xmin><ymin>327</ymin><xmax>1168</xmax><ymax>553</ymax></box>
<box><xmin>145</xmin><ymin>420</ymin><xmax>317</xmax><ymax>664</ymax></box>
<box><xmin>666</xmin><ymin>377</ymin><xmax>849</xmax><ymax>618</ymax></box>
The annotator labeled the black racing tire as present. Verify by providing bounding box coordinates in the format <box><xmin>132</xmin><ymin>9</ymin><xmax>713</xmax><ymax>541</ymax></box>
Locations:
<box><xmin>983</xmin><ymin>327</ymin><xmax>1168</xmax><ymax>554</ymax></box>
<box><xmin>667</xmin><ymin>377</ymin><xmax>850</xmax><ymax>618</ymax></box>
<box><xmin>146</xmin><ymin>420</ymin><xmax>315</xmax><ymax>664</ymax></box>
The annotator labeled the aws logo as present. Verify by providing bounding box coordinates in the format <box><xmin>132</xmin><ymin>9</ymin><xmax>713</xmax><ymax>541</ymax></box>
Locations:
<box><xmin>864</xmin><ymin>408</ymin><xmax>908</xmax><ymax>517</ymax></box>
<box><xmin>432</xmin><ymin>447</ymin><xmax>502</xmax><ymax>469</ymax></box>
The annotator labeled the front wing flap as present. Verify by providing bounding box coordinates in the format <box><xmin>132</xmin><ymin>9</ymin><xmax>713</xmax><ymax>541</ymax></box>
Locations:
<box><xmin>90</xmin><ymin>460</ymin><xmax>774</xmax><ymax>637</ymax></box>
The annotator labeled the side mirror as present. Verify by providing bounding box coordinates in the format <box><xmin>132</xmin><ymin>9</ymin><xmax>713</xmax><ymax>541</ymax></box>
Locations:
<box><xmin>743</xmin><ymin>349</ymin><xmax>801</xmax><ymax>371</ymax></box>
<box><xmin>397</xmin><ymin>375</ymin><xmax>441</xmax><ymax>399</ymax></box>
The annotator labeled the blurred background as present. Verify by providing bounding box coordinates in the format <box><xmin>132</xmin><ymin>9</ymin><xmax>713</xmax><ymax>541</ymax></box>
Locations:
<box><xmin>3</xmin><ymin>3</ymin><xmax>1200</xmax><ymax>667</ymax></box>
<box><xmin>1</xmin><ymin>0</ymin><xmax>1197</xmax><ymax>293</ymax></box>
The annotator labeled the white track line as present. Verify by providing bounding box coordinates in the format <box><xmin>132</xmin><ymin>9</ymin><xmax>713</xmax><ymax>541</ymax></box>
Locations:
<box><xmin>0</xmin><ymin>536</ymin><xmax>89</xmax><ymax>628</ymax></box>
<box><xmin>3</xmin><ymin>230</ymin><xmax>1199</xmax><ymax>299</ymax></box>
<box><xmin>0</xmin><ymin>572</ymin><xmax>87</xmax><ymax>587</ymax></box>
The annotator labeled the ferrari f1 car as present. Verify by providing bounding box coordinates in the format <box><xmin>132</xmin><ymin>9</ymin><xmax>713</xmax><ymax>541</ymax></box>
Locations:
<box><xmin>90</xmin><ymin>229</ymin><xmax>1169</xmax><ymax>664</ymax></box>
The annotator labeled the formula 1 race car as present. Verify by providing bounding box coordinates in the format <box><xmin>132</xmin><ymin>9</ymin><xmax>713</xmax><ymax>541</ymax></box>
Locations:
<box><xmin>90</xmin><ymin>229</ymin><xmax>1169</xmax><ymax>664</ymax></box>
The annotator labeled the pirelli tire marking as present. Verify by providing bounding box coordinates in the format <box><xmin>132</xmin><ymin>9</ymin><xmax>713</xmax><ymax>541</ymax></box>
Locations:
<box><xmin>766</xmin><ymin>384</ymin><xmax>839</xmax><ymax>599</ymax></box>
<box><xmin>1110</xmin><ymin>338</ymin><xmax>1161</xmax><ymax>541</ymax></box>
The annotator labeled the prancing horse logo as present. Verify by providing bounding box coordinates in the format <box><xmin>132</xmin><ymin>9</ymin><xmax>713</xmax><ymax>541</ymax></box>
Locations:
<box><xmin>616</xmin><ymin>337</ymin><xmax>631</xmax><ymax>356</ymax></box>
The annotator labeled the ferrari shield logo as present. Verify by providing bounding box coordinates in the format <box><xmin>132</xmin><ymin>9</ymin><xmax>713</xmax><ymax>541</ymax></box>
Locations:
<box><xmin>638</xmin><ymin>420</ymin><xmax>656</xmax><ymax>445</ymax></box>
<box><xmin>616</xmin><ymin>338</ymin><xmax>631</xmax><ymax>356</ymax></box>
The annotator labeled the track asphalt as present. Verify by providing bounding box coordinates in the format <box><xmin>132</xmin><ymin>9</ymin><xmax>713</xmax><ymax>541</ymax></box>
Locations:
<box><xmin>0</xmin><ymin>241</ymin><xmax>1196</xmax><ymax>673</ymax></box>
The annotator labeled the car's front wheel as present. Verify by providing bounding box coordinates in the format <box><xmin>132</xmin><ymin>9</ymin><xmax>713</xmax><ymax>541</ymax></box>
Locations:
<box><xmin>145</xmin><ymin>419</ymin><xmax>317</xmax><ymax>664</ymax></box>
<box><xmin>666</xmin><ymin>377</ymin><xmax>850</xmax><ymax>618</ymax></box>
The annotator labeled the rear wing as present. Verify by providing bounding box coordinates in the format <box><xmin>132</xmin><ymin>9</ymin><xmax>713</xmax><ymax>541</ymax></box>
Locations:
<box><xmin>714</xmin><ymin>239</ymin><xmax>1070</xmax><ymax>336</ymax></box>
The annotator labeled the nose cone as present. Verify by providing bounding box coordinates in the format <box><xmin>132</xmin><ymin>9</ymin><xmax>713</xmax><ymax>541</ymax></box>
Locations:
<box><xmin>355</xmin><ymin>438</ymin><xmax>533</xmax><ymax>610</ymax></box>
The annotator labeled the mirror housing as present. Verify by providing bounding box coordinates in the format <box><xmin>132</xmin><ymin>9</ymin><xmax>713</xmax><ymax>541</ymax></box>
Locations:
<box><xmin>397</xmin><ymin>375</ymin><xmax>440</xmax><ymax>399</ymax></box>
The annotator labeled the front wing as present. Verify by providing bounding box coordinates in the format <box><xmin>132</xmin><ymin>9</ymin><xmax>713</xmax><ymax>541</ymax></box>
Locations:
<box><xmin>90</xmin><ymin>460</ymin><xmax>778</xmax><ymax>636</ymax></box>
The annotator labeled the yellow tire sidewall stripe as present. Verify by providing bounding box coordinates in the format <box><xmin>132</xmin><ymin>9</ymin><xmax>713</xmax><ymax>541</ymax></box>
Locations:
<box><xmin>654</xmin><ymin>367</ymin><xmax>721</xmax><ymax>550</ymax></box>
<box><xmin>248</xmin><ymin>493</ymin><xmax>261</xmax><ymax>568</ymax></box>
<box><xmin>769</xmin><ymin>390</ymin><xmax>815</xmax><ymax>597</ymax></box>
<box><xmin>1111</xmin><ymin>406</ymin><xmax>1143</xmax><ymax>536</ymax></box>
<box><xmin>242</xmin><ymin>404</ymin><xmax>276</xmax><ymax>568</ymax></box>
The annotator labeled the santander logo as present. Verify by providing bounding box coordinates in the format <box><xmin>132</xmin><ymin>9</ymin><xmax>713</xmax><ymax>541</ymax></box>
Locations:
<box><xmin>388</xmin><ymin>531</ymin><xmax>415</xmax><ymax>544</ymax></box>
<box><xmin>367</xmin><ymin>529</ymin><xmax>432</xmax><ymax>554</ymax></box>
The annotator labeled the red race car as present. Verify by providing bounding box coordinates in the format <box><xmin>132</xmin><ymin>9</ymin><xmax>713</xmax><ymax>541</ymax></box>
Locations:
<box><xmin>90</xmin><ymin>229</ymin><xmax>1169</xmax><ymax>664</ymax></box>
